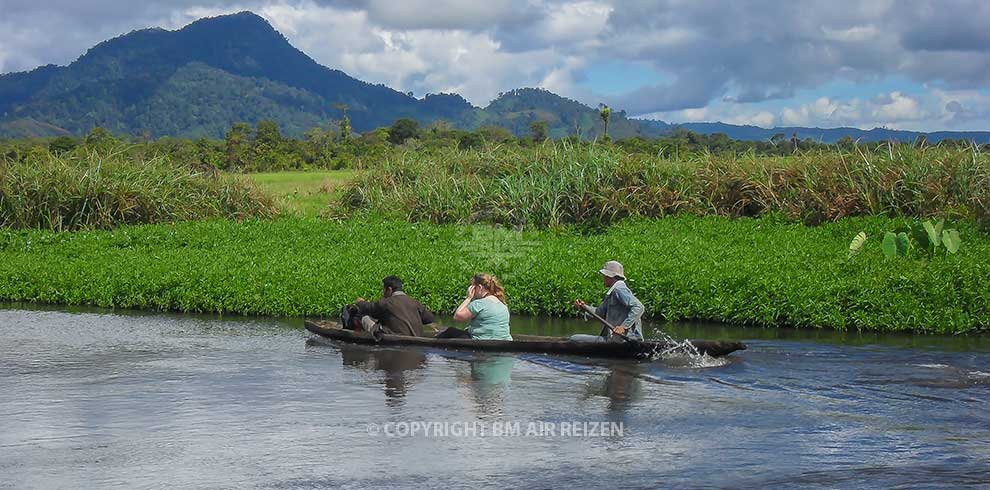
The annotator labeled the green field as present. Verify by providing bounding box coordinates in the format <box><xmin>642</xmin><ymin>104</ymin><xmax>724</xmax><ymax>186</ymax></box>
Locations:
<box><xmin>1</xmin><ymin>215</ymin><xmax>987</xmax><ymax>333</ymax></box>
<box><xmin>244</xmin><ymin>170</ymin><xmax>355</xmax><ymax>217</ymax></box>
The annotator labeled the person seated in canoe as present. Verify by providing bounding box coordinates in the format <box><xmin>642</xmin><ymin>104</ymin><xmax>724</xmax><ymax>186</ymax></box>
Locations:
<box><xmin>349</xmin><ymin>275</ymin><xmax>436</xmax><ymax>337</ymax></box>
<box><xmin>436</xmin><ymin>273</ymin><xmax>512</xmax><ymax>340</ymax></box>
<box><xmin>571</xmin><ymin>260</ymin><xmax>645</xmax><ymax>343</ymax></box>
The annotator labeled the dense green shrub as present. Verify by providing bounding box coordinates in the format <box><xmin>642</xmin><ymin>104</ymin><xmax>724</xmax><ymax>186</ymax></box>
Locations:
<box><xmin>0</xmin><ymin>147</ymin><xmax>277</xmax><ymax>231</ymax></box>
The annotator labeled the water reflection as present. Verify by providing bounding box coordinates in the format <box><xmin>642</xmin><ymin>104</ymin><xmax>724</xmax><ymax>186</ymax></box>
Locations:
<box><xmin>461</xmin><ymin>356</ymin><xmax>513</xmax><ymax>417</ymax></box>
<box><xmin>337</xmin><ymin>344</ymin><xmax>427</xmax><ymax>407</ymax></box>
<box><xmin>584</xmin><ymin>363</ymin><xmax>643</xmax><ymax>413</ymax></box>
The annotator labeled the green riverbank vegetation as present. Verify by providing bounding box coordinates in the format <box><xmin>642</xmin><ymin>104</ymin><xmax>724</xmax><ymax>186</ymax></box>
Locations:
<box><xmin>0</xmin><ymin>147</ymin><xmax>277</xmax><ymax>231</ymax></box>
<box><xmin>1</xmin><ymin>216</ymin><xmax>987</xmax><ymax>333</ymax></box>
<box><xmin>2</xmin><ymin>124</ymin><xmax>989</xmax><ymax>334</ymax></box>
<box><xmin>340</xmin><ymin>142</ymin><xmax>990</xmax><ymax>229</ymax></box>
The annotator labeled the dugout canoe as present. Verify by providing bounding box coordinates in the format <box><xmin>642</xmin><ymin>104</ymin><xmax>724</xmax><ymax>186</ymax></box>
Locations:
<box><xmin>304</xmin><ymin>320</ymin><xmax>746</xmax><ymax>359</ymax></box>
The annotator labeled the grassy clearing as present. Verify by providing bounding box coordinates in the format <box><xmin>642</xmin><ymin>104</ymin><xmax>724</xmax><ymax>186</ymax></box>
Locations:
<box><xmin>340</xmin><ymin>143</ymin><xmax>990</xmax><ymax>228</ymax></box>
<box><xmin>0</xmin><ymin>148</ymin><xmax>277</xmax><ymax>231</ymax></box>
<box><xmin>1</xmin><ymin>216</ymin><xmax>987</xmax><ymax>334</ymax></box>
<box><xmin>244</xmin><ymin>170</ymin><xmax>354</xmax><ymax>217</ymax></box>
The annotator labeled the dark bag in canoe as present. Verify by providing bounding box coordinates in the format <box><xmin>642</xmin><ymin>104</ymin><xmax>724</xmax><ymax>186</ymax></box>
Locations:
<box><xmin>340</xmin><ymin>304</ymin><xmax>361</xmax><ymax>331</ymax></box>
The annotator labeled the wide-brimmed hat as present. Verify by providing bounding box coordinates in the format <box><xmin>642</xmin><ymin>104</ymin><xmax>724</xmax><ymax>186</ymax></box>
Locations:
<box><xmin>598</xmin><ymin>260</ymin><xmax>625</xmax><ymax>279</ymax></box>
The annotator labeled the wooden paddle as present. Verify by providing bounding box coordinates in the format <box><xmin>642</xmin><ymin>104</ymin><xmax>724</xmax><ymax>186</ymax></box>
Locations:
<box><xmin>577</xmin><ymin>303</ymin><xmax>638</xmax><ymax>344</ymax></box>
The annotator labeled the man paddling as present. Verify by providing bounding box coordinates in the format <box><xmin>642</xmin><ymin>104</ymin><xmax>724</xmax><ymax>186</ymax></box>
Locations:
<box><xmin>571</xmin><ymin>260</ymin><xmax>645</xmax><ymax>342</ymax></box>
<box><xmin>350</xmin><ymin>276</ymin><xmax>435</xmax><ymax>337</ymax></box>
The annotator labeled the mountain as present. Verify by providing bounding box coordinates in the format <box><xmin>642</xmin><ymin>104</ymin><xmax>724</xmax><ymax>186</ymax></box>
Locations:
<box><xmin>0</xmin><ymin>11</ymin><xmax>646</xmax><ymax>140</ymax></box>
<box><xmin>661</xmin><ymin>121</ymin><xmax>990</xmax><ymax>144</ymax></box>
<box><xmin>0</xmin><ymin>12</ymin><xmax>475</xmax><ymax>138</ymax></box>
<box><xmin>0</xmin><ymin>11</ymin><xmax>987</xmax><ymax>143</ymax></box>
<box><xmin>481</xmin><ymin>88</ymin><xmax>668</xmax><ymax>139</ymax></box>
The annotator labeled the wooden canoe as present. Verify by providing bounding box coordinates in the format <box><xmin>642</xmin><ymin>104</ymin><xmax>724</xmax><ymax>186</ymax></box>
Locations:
<box><xmin>304</xmin><ymin>320</ymin><xmax>746</xmax><ymax>360</ymax></box>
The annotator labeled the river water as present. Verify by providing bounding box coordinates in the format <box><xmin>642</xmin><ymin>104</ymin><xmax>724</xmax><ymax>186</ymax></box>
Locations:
<box><xmin>1</xmin><ymin>306</ymin><xmax>988</xmax><ymax>489</ymax></box>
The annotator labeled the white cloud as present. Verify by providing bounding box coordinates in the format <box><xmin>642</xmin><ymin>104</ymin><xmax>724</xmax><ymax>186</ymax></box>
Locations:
<box><xmin>648</xmin><ymin>106</ymin><xmax>777</xmax><ymax>128</ymax></box>
<box><xmin>821</xmin><ymin>24</ymin><xmax>878</xmax><ymax>43</ymax></box>
<box><xmin>362</xmin><ymin>0</ymin><xmax>521</xmax><ymax>30</ymax></box>
<box><xmin>648</xmin><ymin>89</ymin><xmax>985</xmax><ymax>131</ymax></box>
<box><xmin>539</xmin><ymin>1</ymin><xmax>612</xmax><ymax>45</ymax></box>
<box><xmin>727</xmin><ymin>111</ymin><xmax>775</xmax><ymax>128</ymax></box>
<box><xmin>930</xmin><ymin>88</ymin><xmax>990</xmax><ymax>129</ymax></box>
<box><xmin>871</xmin><ymin>91</ymin><xmax>925</xmax><ymax>122</ymax></box>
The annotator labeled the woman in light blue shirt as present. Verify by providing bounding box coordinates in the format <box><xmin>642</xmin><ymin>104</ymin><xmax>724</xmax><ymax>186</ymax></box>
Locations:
<box><xmin>436</xmin><ymin>273</ymin><xmax>512</xmax><ymax>340</ymax></box>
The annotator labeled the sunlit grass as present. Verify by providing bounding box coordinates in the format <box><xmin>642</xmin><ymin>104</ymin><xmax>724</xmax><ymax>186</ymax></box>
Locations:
<box><xmin>0</xmin><ymin>148</ymin><xmax>277</xmax><ymax>231</ymax></box>
<box><xmin>340</xmin><ymin>142</ymin><xmax>990</xmax><ymax>228</ymax></box>
<box><xmin>245</xmin><ymin>170</ymin><xmax>355</xmax><ymax>217</ymax></box>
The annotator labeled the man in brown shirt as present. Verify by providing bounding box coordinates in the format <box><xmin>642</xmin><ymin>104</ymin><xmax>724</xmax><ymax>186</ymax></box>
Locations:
<box><xmin>354</xmin><ymin>276</ymin><xmax>435</xmax><ymax>337</ymax></box>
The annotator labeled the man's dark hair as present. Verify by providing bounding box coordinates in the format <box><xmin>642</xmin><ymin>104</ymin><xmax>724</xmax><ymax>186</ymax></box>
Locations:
<box><xmin>383</xmin><ymin>275</ymin><xmax>403</xmax><ymax>292</ymax></box>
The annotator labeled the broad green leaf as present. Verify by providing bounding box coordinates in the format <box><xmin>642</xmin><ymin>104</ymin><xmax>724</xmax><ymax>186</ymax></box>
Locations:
<box><xmin>910</xmin><ymin>224</ymin><xmax>930</xmax><ymax>250</ymax></box>
<box><xmin>848</xmin><ymin>231</ymin><xmax>867</xmax><ymax>257</ymax></box>
<box><xmin>896</xmin><ymin>232</ymin><xmax>911</xmax><ymax>256</ymax></box>
<box><xmin>942</xmin><ymin>229</ymin><xmax>961</xmax><ymax>254</ymax></box>
<box><xmin>935</xmin><ymin>219</ymin><xmax>945</xmax><ymax>240</ymax></box>
<box><xmin>923</xmin><ymin>221</ymin><xmax>939</xmax><ymax>248</ymax></box>
<box><xmin>881</xmin><ymin>232</ymin><xmax>897</xmax><ymax>258</ymax></box>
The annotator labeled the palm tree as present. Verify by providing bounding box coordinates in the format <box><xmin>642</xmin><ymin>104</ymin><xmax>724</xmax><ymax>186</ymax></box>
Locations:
<box><xmin>334</xmin><ymin>103</ymin><xmax>351</xmax><ymax>140</ymax></box>
<box><xmin>599</xmin><ymin>104</ymin><xmax>612</xmax><ymax>140</ymax></box>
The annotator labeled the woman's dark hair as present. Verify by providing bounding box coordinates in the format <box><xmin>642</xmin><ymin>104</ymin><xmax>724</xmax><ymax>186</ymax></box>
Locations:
<box><xmin>383</xmin><ymin>275</ymin><xmax>403</xmax><ymax>292</ymax></box>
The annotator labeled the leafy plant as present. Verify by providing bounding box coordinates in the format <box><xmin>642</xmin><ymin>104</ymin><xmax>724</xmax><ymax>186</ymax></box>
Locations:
<box><xmin>848</xmin><ymin>231</ymin><xmax>867</xmax><ymax>257</ymax></box>
<box><xmin>849</xmin><ymin>219</ymin><xmax>962</xmax><ymax>259</ymax></box>
<box><xmin>1</xmin><ymin>215</ymin><xmax>987</xmax><ymax>334</ymax></box>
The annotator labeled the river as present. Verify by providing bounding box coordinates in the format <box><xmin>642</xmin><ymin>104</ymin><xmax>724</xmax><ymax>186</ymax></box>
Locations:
<box><xmin>1</xmin><ymin>306</ymin><xmax>988</xmax><ymax>489</ymax></box>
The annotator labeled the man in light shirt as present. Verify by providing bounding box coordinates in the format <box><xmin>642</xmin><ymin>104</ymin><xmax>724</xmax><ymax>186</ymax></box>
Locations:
<box><xmin>571</xmin><ymin>260</ymin><xmax>645</xmax><ymax>342</ymax></box>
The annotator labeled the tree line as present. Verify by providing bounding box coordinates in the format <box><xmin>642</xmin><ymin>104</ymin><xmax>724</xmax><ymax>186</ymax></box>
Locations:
<box><xmin>2</xmin><ymin>118</ymin><xmax>987</xmax><ymax>173</ymax></box>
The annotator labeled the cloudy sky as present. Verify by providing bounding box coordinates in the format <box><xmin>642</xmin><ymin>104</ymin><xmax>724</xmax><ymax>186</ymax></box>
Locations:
<box><xmin>2</xmin><ymin>0</ymin><xmax>989</xmax><ymax>131</ymax></box>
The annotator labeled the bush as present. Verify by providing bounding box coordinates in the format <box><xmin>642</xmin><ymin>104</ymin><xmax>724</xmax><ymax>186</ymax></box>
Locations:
<box><xmin>0</xmin><ymin>147</ymin><xmax>278</xmax><ymax>231</ymax></box>
<box><xmin>339</xmin><ymin>142</ymin><xmax>990</xmax><ymax>228</ymax></box>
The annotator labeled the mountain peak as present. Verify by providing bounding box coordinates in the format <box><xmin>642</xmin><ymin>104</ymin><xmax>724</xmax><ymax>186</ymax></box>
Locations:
<box><xmin>179</xmin><ymin>11</ymin><xmax>280</xmax><ymax>37</ymax></box>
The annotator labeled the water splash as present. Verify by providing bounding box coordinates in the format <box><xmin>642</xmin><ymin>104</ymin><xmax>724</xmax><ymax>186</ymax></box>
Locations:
<box><xmin>659</xmin><ymin>352</ymin><xmax>732</xmax><ymax>368</ymax></box>
<box><xmin>642</xmin><ymin>326</ymin><xmax>732</xmax><ymax>367</ymax></box>
<box><xmin>648</xmin><ymin>326</ymin><xmax>702</xmax><ymax>358</ymax></box>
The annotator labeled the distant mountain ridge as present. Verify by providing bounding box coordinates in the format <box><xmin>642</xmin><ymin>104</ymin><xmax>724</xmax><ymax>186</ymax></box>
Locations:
<box><xmin>660</xmin><ymin>121</ymin><xmax>990</xmax><ymax>144</ymax></box>
<box><xmin>1</xmin><ymin>11</ymin><xmax>987</xmax><ymax>143</ymax></box>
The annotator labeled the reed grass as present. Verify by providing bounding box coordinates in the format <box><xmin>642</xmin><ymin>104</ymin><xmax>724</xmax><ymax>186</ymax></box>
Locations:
<box><xmin>1</xmin><ymin>147</ymin><xmax>278</xmax><ymax>231</ymax></box>
<box><xmin>338</xmin><ymin>142</ymin><xmax>990</xmax><ymax>228</ymax></box>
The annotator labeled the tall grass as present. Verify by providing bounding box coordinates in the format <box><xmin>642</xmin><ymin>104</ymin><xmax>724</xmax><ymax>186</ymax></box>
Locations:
<box><xmin>339</xmin><ymin>142</ymin><xmax>990</xmax><ymax>228</ymax></box>
<box><xmin>1</xmin><ymin>147</ymin><xmax>278</xmax><ymax>231</ymax></box>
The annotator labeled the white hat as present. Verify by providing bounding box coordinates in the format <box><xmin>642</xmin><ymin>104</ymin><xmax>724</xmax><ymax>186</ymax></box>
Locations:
<box><xmin>598</xmin><ymin>260</ymin><xmax>625</xmax><ymax>279</ymax></box>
